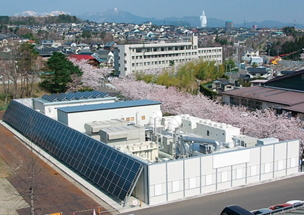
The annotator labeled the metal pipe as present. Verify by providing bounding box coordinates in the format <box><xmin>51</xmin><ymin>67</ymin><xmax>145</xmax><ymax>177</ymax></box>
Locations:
<box><xmin>181</xmin><ymin>135</ymin><xmax>220</xmax><ymax>152</ymax></box>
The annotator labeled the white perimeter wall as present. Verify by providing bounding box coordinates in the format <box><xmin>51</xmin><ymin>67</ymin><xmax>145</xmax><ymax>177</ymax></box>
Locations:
<box><xmin>147</xmin><ymin>140</ymin><xmax>299</xmax><ymax>205</ymax></box>
<box><xmin>58</xmin><ymin>105</ymin><xmax>161</xmax><ymax>132</ymax></box>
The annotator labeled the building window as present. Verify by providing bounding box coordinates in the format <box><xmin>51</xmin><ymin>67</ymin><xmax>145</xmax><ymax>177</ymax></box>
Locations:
<box><xmin>207</xmin><ymin>130</ymin><xmax>209</xmax><ymax>136</ymax></box>
<box><xmin>126</xmin><ymin>117</ymin><xmax>130</xmax><ymax>121</ymax></box>
<box><xmin>141</xmin><ymin>116</ymin><xmax>145</xmax><ymax>120</ymax></box>
<box><xmin>131</xmin><ymin>117</ymin><xmax>135</xmax><ymax>121</ymax></box>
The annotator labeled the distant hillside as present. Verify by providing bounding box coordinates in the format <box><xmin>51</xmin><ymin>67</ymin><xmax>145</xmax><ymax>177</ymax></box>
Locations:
<box><xmin>79</xmin><ymin>8</ymin><xmax>304</xmax><ymax>28</ymax></box>
<box><xmin>79</xmin><ymin>8</ymin><xmax>159</xmax><ymax>24</ymax></box>
<box><xmin>13</xmin><ymin>11</ymin><xmax>74</xmax><ymax>17</ymax></box>
<box><xmin>0</xmin><ymin>14</ymin><xmax>82</xmax><ymax>25</ymax></box>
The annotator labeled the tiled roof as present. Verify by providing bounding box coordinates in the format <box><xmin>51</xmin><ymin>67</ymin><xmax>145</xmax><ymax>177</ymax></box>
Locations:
<box><xmin>68</xmin><ymin>54</ymin><xmax>95</xmax><ymax>61</ymax></box>
<box><xmin>222</xmin><ymin>86</ymin><xmax>304</xmax><ymax>107</ymax></box>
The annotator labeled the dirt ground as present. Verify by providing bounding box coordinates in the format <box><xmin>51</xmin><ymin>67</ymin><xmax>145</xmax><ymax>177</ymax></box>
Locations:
<box><xmin>0</xmin><ymin>110</ymin><xmax>114</xmax><ymax>215</ymax></box>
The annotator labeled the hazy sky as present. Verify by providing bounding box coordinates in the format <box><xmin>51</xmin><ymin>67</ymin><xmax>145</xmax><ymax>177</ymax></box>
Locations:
<box><xmin>0</xmin><ymin>0</ymin><xmax>303</xmax><ymax>24</ymax></box>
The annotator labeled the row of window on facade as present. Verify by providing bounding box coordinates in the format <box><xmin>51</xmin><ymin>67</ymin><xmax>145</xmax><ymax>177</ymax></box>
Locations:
<box><xmin>130</xmin><ymin>54</ymin><xmax>221</xmax><ymax>62</ymax></box>
<box><xmin>230</xmin><ymin>97</ymin><xmax>262</xmax><ymax>110</ymax></box>
<box><xmin>130</xmin><ymin>47</ymin><xmax>221</xmax><ymax>53</ymax></box>
<box><xmin>130</xmin><ymin>56</ymin><xmax>220</xmax><ymax>67</ymax></box>
<box><xmin>132</xmin><ymin>46</ymin><xmax>193</xmax><ymax>53</ymax></box>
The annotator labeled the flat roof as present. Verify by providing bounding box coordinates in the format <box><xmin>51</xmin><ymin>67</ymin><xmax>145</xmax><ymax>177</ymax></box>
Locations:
<box><xmin>57</xmin><ymin>99</ymin><xmax>161</xmax><ymax>113</ymax></box>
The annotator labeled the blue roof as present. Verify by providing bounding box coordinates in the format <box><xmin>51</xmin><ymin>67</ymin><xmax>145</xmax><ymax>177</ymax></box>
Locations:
<box><xmin>57</xmin><ymin>99</ymin><xmax>161</xmax><ymax>113</ymax></box>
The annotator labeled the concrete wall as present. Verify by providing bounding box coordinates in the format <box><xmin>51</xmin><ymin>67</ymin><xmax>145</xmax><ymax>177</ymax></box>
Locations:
<box><xmin>146</xmin><ymin>139</ymin><xmax>299</xmax><ymax>205</ymax></box>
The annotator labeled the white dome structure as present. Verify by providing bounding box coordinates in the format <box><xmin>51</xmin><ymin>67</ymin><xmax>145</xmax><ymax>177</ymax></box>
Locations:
<box><xmin>148</xmin><ymin>111</ymin><xmax>163</xmax><ymax>126</ymax></box>
<box><xmin>167</xmin><ymin>115</ymin><xmax>182</xmax><ymax>132</ymax></box>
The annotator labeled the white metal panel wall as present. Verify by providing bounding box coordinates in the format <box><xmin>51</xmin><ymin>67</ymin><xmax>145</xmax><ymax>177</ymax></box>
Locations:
<box><xmin>184</xmin><ymin>157</ymin><xmax>201</xmax><ymax>197</ymax></box>
<box><xmin>145</xmin><ymin>140</ymin><xmax>300</xmax><ymax>206</ymax></box>
<box><xmin>201</xmin><ymin>155</ymin><xmax>216</xmax><ymax>194</ymax></box>
<box><xmin>167</xmin><ymin>160</ymin><xmax>184</xmax><ymax>201</ymax></box>
<box><xmin>148</xmin><ymin>163</ymin><xmax>167</xmax><ymax>205</ymax></box>
<box><xmin>247</xmin><ymin>147</ymin><xmax>260</xmax><ymax>184</ymax></box>
<box><xmin>213</xmin><ymin>150</ymin><xmax>250</xmax><ymax>168</ymax></box>
<box><xmin>232</xmin><ymin>163</ymin><xmax>246</xmax><ymax>186</ymax></box>
<box><xmin>287</xmin><ymin>140</ymin><xmax>300</xmax><ymax>174</ymax></box>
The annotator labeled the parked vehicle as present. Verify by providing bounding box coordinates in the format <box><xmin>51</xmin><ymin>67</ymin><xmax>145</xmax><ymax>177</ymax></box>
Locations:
<box><xmin>250</xmin><ymin>208</ymin><xmax>273</xmax><ymax>214</ymax></box>
<box><xmin>286</xmin><ymin>200</ymin><xmax>304</xmax><ymax>205</ymax></box>
<box><xmin>220</xmin><ymin>205</ymin><xmax>253</xmax><ymax>215</ymax></box>
<box><xmin>269</xmin><ymin>203</ymin><xmax>292</xmax><ymax>210</ymax></box>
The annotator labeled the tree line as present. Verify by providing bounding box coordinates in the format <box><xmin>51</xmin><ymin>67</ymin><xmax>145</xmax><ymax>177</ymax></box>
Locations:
<box><xmin>267</xmin><ymin>26</ymin><xmax>304</xmax><ymax>59</ymax></box>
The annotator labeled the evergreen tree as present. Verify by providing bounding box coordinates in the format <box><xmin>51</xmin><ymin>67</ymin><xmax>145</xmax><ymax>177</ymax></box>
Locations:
<box><xmin>40</xmin><ymin>52</ymin><xmax>83</xmax><ymax>93</ymax></box>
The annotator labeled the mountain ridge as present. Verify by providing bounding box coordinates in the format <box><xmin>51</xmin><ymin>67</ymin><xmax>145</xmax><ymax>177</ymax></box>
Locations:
<box><xmin>78</xmin><ymin>8</ymin><xmax>304</xmax><ymax>28</ymax></box>
<box><xmin>15</xmin><ymin>9</ymin><xmax>304</xmax><ymax>29</ymax></box>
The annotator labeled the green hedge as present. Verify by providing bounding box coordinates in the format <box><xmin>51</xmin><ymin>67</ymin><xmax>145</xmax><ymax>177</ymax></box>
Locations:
<box><xmin>199</xmin><ymin>84</ymin><xmax>218</xmax><ymax>99</ymax></box>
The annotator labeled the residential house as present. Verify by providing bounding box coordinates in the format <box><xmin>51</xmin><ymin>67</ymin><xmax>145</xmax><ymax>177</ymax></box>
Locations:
<box><xmin>41</xmin><ymin>40</ymin><xmax>54</xmax><ymax>47</ymax></box>
<box><xmin>104</xmin><ymin>41</ymin><xmax>116</xmax><ymax>51</ymax></box>
<box><xmin>222</xmin><ymin>70</ymin><xmax>304</xmax><ymax>119</ymax></box>
<box><xmin>69</xmin><ymin>54</ymin><xmax>100</xmax><ymax>67</ymax></box>
<box><xmin>246</xmin><ymin>67</ymin><xmax>272</xmax><ymax>79</ymax></box>
<box><xmin>94</xmin><ymin>50</ymin><xmax>114</xmax><ymax>67</ymax></box>
<box><xmin>242</xmin><ymin>49</ymin><xmax>259</xmax><ymax>62</ymax></box>
<box><xmin>211</xmin><ymin>78</ymin><xmax>235</xmax><ymax>92</ymax></box>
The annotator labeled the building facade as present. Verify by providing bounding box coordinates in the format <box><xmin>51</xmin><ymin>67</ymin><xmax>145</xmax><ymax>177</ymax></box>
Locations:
<box><xmin>114</xmin><ymin>35</ymin><xmax>222</xmax><ymax>77</ymax></box>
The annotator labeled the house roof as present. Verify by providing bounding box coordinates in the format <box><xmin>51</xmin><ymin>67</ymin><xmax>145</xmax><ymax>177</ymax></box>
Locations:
<box><xmin>222</xmin><ymin>86</ymin><xmax>304</xmax><ymax>107</ymax></box>
<box><xmin>68</xmin><ymin>54</ymin><xmax>95</xmax><ymax>61</ymax></box>
<box><xmin>104</xmin><ymin>41</ymin><xmax>115</xmax><ymax>47</ymax></box>
<box><xmin>266</xmin><ymin>69</ymin><xmax>304</xmax><ymax>84</ymax></box>
<box><xmin>247</xmin><ymin>67</ymin><xmax>268</xmax><ymax>74</ymax></box>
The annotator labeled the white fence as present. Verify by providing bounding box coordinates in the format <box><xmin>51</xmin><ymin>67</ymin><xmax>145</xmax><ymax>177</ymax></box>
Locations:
<box><xmin>146</xmin><ymin>140</ymin><xmax>299</xmax><ymax>205</ymax></box>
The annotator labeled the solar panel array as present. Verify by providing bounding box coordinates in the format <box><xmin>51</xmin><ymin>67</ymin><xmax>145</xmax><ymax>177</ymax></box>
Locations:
<box><xmin>3</xmin><ymin>100</ymin><xmax>145</xmax><ymax>203</ymax></box>
<box><xmin>41</xmin><ymin>90</ymin><xmax>108</xmax><ymax>102</ymax></box>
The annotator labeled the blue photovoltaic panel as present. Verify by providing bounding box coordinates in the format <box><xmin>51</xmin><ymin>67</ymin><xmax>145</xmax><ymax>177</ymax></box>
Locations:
<box><xmin>41</xmin><ymin>91</ymin><xmax>109</xmax><ymax>102</ymax></box>
<box><xmin>3</xmin><ymin>100</ymin><xmax>145</xmax><ymax>203</ymax></box>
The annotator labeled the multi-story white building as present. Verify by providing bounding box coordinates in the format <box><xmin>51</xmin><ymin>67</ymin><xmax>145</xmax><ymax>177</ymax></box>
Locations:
<box><xmin>114</xmin><ymin>34</ymin><xmax>222</xmax><ymax>77</ymax></box>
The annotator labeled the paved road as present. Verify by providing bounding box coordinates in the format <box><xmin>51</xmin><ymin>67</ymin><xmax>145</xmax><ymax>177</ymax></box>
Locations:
<box><xmin>122</xmin><ymin>174</ymin><xmax>304</xmax><ymax>215</ymax></box>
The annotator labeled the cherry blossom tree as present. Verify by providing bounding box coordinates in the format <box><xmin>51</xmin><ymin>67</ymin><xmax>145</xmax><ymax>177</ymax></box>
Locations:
<box><xmin>68</xmin><ymin>58</ymin><xmax>111</xmax><ymax>91</ymax></box>
<box><xmin>112</xmin><ymin>77</ymin><xmax>304</xmax><ymax>146</ymax></box>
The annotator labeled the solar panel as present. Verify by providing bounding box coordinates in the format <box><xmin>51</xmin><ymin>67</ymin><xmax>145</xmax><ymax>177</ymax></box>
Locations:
<box><xmin>3</xmin><ymin>100</ymin><xmax>145</xmax><ymax>204</ymax></box>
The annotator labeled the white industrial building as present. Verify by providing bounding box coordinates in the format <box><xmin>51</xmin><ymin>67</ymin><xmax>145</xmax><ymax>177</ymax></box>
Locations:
<box><xmin>33</xmin><ymin>91</ymin><xmax>116</xmax><ymax>120</ymax></box>
<box><xmin>1</xmin><ymin>96</ymin><xmax>301</xmax><ymax>209</ymax></box>
<box><xmin>57</xmin><ymin>99</ymin><xmax>162</xmax><ymax>132</ymax></box>
<box><xmin>114</xmin><ymin>34</ymin><xmax>222</xmax><ymax>77</ymax></box>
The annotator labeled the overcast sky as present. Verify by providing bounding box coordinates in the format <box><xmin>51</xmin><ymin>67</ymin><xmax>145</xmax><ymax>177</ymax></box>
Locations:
<box><xmin>0</xmin><ymin>0</ymin><xmax>303</xmax><ymax>25</ymax></box>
